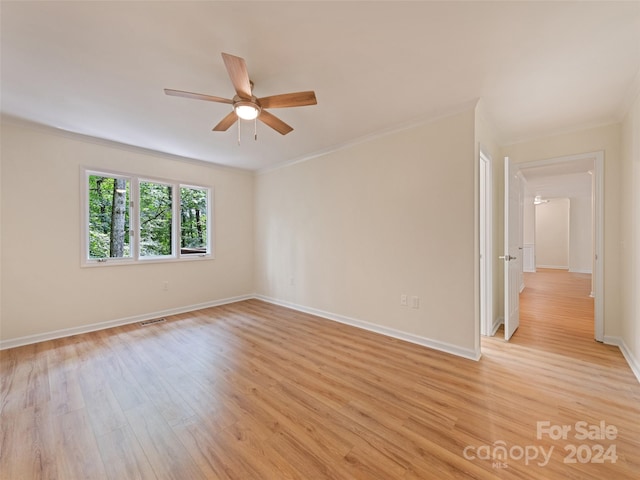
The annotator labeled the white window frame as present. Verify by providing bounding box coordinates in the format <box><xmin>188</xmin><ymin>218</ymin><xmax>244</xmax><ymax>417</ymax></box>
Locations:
<box><xmin>138</xmin><ymin>178</ymin><xmax>177</xmax><ymax>261</ymax></box>
<box><xmin>81</xmin><ymin>168</ymin><xmax>213</xmax><ymax>267</ymax></box>
<box><xmin>179</xmin><ymin>184</ymin><xmax>213</xmax><ymax>258</ymax></box>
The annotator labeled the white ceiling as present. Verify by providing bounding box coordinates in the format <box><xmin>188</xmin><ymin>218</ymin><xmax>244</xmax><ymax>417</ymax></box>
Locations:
<box><xmin>2</xmin><ymin>1</ymin><xmax>639</xmax><ymax>171</ymax></box>
<box><xmin>521</xmin><ymin>156</ymin><xmax>595</xmax><ymax>198</ymax></box>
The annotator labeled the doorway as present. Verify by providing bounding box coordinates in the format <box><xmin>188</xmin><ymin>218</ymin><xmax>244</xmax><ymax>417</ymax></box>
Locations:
<box><xmin>516</xmin><ymin>152</ymin><xmax>603</xmax><ymax>342</ymax></box>
<box><xmin>518</xmin><ymin>268</ymin><xmax>596</xmax><ymax>357</ymax></box>
<box><xmin>479</xmin><ymin>149</ymin><xmax>494</xmax><ymax>337</ymax></box>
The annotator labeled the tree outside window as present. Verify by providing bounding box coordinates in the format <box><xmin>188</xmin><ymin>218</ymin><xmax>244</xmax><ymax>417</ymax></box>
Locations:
<box><xmin>139</xmin><ymin>181</ymin><xmax>173</xmax><ymax>257</ymax></box>
<box><xmin>88</xmin><ymin>175</ymin><xmax>131</xmax><ymax>259</ymax></box>
<box><xmin>180</xmin><ymin>186</ymin><xmax>208</xmax><ymax>255</ymax></box>
<box><xmin>85</xmin><ymin>171</ymin><xmax>211</xmax><ymax>264</ymax></box>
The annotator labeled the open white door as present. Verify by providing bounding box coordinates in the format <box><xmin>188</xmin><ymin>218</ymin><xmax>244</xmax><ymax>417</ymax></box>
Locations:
<box><xmin>503</xmin><ymin>157</ymin><xmax>521</xmax><ymax>340</ymax></box>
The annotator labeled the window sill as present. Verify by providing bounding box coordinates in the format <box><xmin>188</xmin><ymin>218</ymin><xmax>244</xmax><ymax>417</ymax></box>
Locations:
<box><xmin>82</xmin><ymin>254</ymin><xmax>214</xmax><ymax>268</ymax></box>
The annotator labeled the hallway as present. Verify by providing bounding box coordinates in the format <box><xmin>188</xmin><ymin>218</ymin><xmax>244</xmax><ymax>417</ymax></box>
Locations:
<box><xmin>514</xmin><ymin>268</ymin><xmax>600</xmax><ymax>362</ymax></box>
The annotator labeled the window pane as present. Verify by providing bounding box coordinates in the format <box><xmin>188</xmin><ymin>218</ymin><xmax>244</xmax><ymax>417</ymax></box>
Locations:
<box><xmin>140</xmin><ymin>181</ymin><xmax>173</xmax><ymax>257</ymax></box>
<box><xmin>180</xmin><ymin>186</ymin><xmax>208</xmax><ymax>255</ymax></box>
<box><xmin>88</xmin><ymin>175</ymin><xmax>131</xmax><ymax>259</ymax></box>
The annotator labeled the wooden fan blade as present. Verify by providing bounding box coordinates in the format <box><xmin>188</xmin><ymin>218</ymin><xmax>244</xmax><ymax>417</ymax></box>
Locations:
<box><xmin>212</xmin><ymin>111</ymin><xmax>238</xmax><ymax>131</ymax></box>
<box><xmin>164</xmin><ymin>88</ymin><xmax>233</xmax><ymax>104</ymax></box>
<box><xmin>258</xmin><ymin>110</ymin><xmax>293</xmax><ymax>135</ymax></box>
<box><xmin>258</xmin><ymin>91</ymin><xmax>317</xmax><ymax>109</ymax></box>
<box><xmin>221</xmin><ymin>53</ymin><xmax>252</xmax><ymax>100</ymax></box>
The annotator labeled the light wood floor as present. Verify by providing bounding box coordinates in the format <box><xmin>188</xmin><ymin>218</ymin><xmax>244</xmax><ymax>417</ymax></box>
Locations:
<box><xmin>1</xmin><ymin>273</ymin><xmax>639</xmax><ymax>479</ymax></box>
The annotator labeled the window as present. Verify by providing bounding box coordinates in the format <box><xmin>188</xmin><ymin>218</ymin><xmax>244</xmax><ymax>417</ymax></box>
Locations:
<box><xmin>139</xmin><ymin>180</ymin><xmax>174</xmax><ymax>257</ymax></box>
<box><xmin>180</xmin><ymin>186</ymin><xmax>208</xmax><ymax>255</ymax></box>
<box><xmin>87</xmin><ymin>174</ymin><xmax>132</xmax><ymax>259</ymax></box>
<box><xmin>83</xmin><ymin>170</ymin><xmax>212</xmax><ymax>265</ymax></box>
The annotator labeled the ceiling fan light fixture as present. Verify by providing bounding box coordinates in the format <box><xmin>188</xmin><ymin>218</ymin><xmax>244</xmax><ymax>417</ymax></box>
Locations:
<box><xmin>165</xmin><ymin>53</ymin><xmax>314</xmax><ymax>135</ymax></box>
<box><xmin>235</xmin><ymin>102</ymin><xmax>260</xmax><ymax>120</ymax></box>
<box><xmin>533</xmin><ymin>195</ymin><xmax>549</xmax><ymax>205</ymax></box>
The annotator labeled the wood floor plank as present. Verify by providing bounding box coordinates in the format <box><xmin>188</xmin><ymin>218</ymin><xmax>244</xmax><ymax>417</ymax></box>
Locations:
<box><xmin>1</xmin><ymin>269</ymin><xmax>639</xmax><ymax>479</ymax></box>
<box><xmin>0</xmin><ymin>405</ymin><xmax>59</xmax><ymax>480</ymax></box>
<box><xmin>172</xmin><ymin>417</ymin><xmax>264</xmax><ymax>480</ymax></box>
<box><xmin>45</xmin><ymin>339</ymin><xmax>86</xmax><ymax>416</ymax></box>
<box><xmin>95</xmin><ymin>425</ymin><xmax>157</xmax><ymax>480</ymax></box>
<box><xmin>53</xmin><ymin>407</ymin><xmax>108</xmax><ymax>480</ymax></box>
<box><xmin>220</xmin><ymin>420</ymin><xmax>303</xmax><ymax>480</ymax></box>
<box><xmin>123</xmin><ymin>403</ymin><xmax>208</xmax><ymax>480</ymax></box>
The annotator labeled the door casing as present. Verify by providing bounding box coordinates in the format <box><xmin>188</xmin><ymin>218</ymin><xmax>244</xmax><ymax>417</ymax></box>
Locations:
<box><xmin>513</xmin><ymin>152</ymin><xmax>603</xmax><ymax>341</ymax></box>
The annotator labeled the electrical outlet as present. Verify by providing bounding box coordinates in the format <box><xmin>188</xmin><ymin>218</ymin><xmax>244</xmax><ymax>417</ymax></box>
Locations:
<box><xmin>411</xmin><ymin>296</ymin><xmax>420</xmax><ymax>309</ymax></box>
<box><xmin>162</xmin><ymin>281</ymin><xmax>169</xmax><ymax>291</ymax></box>
<box><xmin>400</xmin><ymin>294</ymin><xmax>408</xmax><ymax>306</ymax></box>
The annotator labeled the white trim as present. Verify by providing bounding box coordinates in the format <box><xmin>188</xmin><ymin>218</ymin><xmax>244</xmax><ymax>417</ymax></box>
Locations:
<box><xmin>1</xmin><ymin>113</ymin><xmax>251</xmax><ymax>174</ymax></box>
<box><xmin>479</xmin><ymin>147</ymin><xmax>494</xmax><ymax>337</ymax></box>
<box><xmin>516</xmin><ymin>151</ymin><xmax>604</xmax><ymax>342</ymax></box>
<box><xmin>522</xmin><ymin>244</ymin><xmax>536</xmax><ymax>273</ymax></box>
<box><xmin>593</xmin><ymin>152</ymin><xmax>604</xmax><ymax>342</ymax></box>
<box><xmin>81</xmin><ymin>167</ymin><xmax>214</xmax><ymax>266</ymax></box>
<box><xmin>536</xmin><ymin>265</ymin><xmax>569</xmax><ymax>270</ymax></box>
<box><xmin>492</xmin><ymin>317</ymin><xmax>504</xmax><ymax>336</ymax></box>
<box><xmin>568</xmin><ymin>268</ymin><xmax>593</xmax><ymax>274</ymax></box>
<box><xmin>2</xmin><ymin>294</ymin><xmax>482</xmax><ymax>360</ymax></box>
<box><xmin>255</xmin><ymin>295</ymin><xmax>481</xmax><ymax>361</ymax></box>
<box><xmin>7</xmin><ymin>294</ymin><xmax>636</xmax><ymax>379</ymax></box>
<box><xmin>0</xmin><ymin>294</ymin><xmax>253</xmax><ymax>350</ymax></box>
<box><xmin>603</xmin><ymin>336</ymin><xmax>640</xmax><ymax>384</ymax></box>
<box><xmin>257</xmin><ymin>99</ymin><xmax>479</xmax><ymax>175</ymax></box>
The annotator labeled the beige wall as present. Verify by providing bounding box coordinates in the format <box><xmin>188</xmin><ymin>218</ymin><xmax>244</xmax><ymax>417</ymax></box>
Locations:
<box><xmin>0</xmin><ymin>120</ymin><xmax>255</xmax><ymax>343</ymax></box>
<box><xmin>255</xmin><ymin>109</ymin><xmax>479</xmax><ymax>358</ymax></box>
<box><xmin>523</xmin><ymin>189</ymin><xmax>536</xmax><ymax>246</ymax></box>
<box><xmin>620</xmin><ymin>86</ymin><xmax>640</xmax><ymax>372</ymax></box>
<box><xmin>3</xmin><ymin>99</ymin><xmax>636</xmax><ymax>372</ymax></box>
<box><xmin>535</xmin><ymin>198</ymin><xmax>570</xmax><ymax>269</ymax></box>
<box><xmin>569</xmin><ymin>195</ymin><xmax>593</xmax><ymax>273</ymax></box>
<box><xmin>501</xmin><ymin>123</ymin><xmax>622</xmax><ymax>337</ymax></box>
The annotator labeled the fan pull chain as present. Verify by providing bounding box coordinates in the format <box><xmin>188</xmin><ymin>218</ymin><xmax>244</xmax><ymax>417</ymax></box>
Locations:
<box><xmin>236</xmin><ymin>119</ymin><xmax>258</xmax><ymax>145</ymax></box>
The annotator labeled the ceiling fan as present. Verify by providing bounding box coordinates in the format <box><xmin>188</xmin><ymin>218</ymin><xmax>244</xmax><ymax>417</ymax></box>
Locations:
<box><xmin>165</xmin><ymin>52</ymin><xmax>317</xmax><ymax>136</ymax></box>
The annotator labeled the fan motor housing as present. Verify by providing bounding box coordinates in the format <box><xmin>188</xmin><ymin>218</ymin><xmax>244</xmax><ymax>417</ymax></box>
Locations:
<box><xmin>233</xmin><ymin>95</ymin><xmax>262</xmax><ymax>120</ymax></box>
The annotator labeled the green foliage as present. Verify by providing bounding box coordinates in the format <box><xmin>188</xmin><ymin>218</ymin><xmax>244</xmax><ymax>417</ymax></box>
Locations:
<box><xmin>180</xmin><ymin>187</ymin><xmax>208</xmax><ymax>250</ymax></box>
<box><xmin>140</xmin><ymin>181</ymin><xmax>173</xmax><ymax>256</ymax></box>
<box><xmin>88</xmin><ymin>175</ymin><xmax>130</xmax><ymax>258</ymax></box>
<box><xmin>89</xmin><ymin>230</ymin><xmax>110</xmax><ymax>258</ymax></box>
<box><xmin>88</xmin><ymin>175</ymin><xmax>209</xmax><ymax>259</ymax></box>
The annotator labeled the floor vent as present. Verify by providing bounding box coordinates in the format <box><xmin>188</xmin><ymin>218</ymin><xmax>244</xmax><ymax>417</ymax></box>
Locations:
<box><xmin>140</xmin><ymin>318</ymin><xmax>166</xmax><ymax>327</ymax></box>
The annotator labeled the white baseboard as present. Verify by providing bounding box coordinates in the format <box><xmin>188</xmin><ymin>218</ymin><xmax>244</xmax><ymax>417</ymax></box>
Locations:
<box><xmin>3</xmin><ymin>294</ymin><xmax>637</xmax><ymax>382</ymax></box>
<box><xmin>569</xmin><ymin>268</ymin><xmax>593</xmax><ymax>274</ymax></box>
<box><xmin>255</xmin><ymin>295</ymin><xmax>481</xmax><ymax>361</ymax></box>
<box><xmin>1</xmin><ymin>294</ymin><xmax>481</xmax><ymax>361</ymax></box>
<box><xmin>536</xmin><ymin>265</ymin><xmax>569</xmax><ymax>270</ymax></box>
<box><xmin>0</xmin><ymin>294</ymin><xmax>254</xmax><ymax>350</ymax></box>
<box><xmin>491</xmin><ymin>317</ymin><xmax>504</xmax><ymax>336</ymax></box>
<box><xmin>603</xmin><ymin>336</ymin><xmax>640</xmax><ymax>384</ymax></box>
